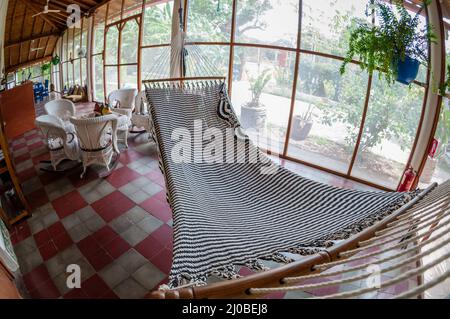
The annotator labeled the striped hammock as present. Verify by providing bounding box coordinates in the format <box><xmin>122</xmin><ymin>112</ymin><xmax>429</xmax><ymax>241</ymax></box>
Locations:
<box><xmin>144</xmin><ymin>81</ymin><xmax>417</xmax><ymax>288</ymax></box>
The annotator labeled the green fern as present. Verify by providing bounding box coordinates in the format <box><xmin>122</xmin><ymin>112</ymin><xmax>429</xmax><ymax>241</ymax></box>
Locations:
<box><xmin>341</xmin><ymin>0</ymin><xmax>436</xmax><ymax>85</ymax></box>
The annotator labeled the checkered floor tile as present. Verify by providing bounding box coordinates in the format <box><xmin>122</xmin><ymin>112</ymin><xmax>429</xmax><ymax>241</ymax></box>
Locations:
<box><xmin>8</xmin><ymin>101</ymin><xmax>403</xmax><ymax>299</ymax></box>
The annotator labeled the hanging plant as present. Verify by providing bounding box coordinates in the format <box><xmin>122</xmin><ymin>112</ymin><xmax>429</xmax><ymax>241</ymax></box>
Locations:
<box><xmin>51</xmin><ymin>54</ymin><xmax>60</xmax><ymax>66</ymax></box>
<box><xmin>340</xmin><ymin>0</ymin><xmax>437</xmax><ymax>85</ymax></box>
<box><xmin>41</xmin><ymin>62</ymin><xmax>51</xmax><ymax>73</ymax></box>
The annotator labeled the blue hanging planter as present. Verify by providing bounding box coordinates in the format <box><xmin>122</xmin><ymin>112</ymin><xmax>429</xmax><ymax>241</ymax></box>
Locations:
<box><xmin>396</xmin><ymin>56</ymin><xmax>420</xmax><ymax>85</ymax></box>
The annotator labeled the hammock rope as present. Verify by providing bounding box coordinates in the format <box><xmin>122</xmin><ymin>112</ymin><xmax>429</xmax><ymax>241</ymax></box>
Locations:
<box><xmin>245</xmin><ymin>181</ymin><xmax>450</xmax><ymax>298</ymax></box>
<box><xmin>250</xmin><ymin>242</ymin><xmax>450</xmax><ymax>295</ymax></box>
<box><xmin>142</xmin><ymin>2</ymin><xmax>224</xmax><ymax>84</ymax></box>
<box><xmin>340</xmin><ymin>211</ymin><xmax>450</xmax><ymax>256</ymax></box>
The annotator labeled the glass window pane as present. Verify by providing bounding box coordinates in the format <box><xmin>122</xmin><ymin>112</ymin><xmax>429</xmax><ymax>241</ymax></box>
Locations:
<box><xmin>93</xmin><ymin>55</ymin><xmax>105</xmax><ymax>102</ymax></box>
<box><xmin>120</xmin><ymin>65</ymin><xmax>138</xmax><ymax>89</ymax></box>
<box><xmin>107</xmin><ymin>0</ymin><xmax>123</xmax><ymax>24</ymax></box>
<box><xmin>351</xmin><ymin>73</ymin><xmax>425</xmax><ymax>189</ymax></box>
<box><xmin>81</xmin><ymin>18</ymin><xmax>88</xmax><ymax>53</ymax></box>
<box><xmin>184</xmin><ymin>45</ymin><xmax>229</xmax><ymax>77</ymax></box>
<box><xmin>105</xmin><ymin>26</ymin><xmax>119</xmax><ymax>64</ymax></box>
<box><xmin>143</xmin><ymin>1</ymin><xmax>173</xmax><ymax>46</ymax></box>
<box><xmin>93</xmin><ymin>23</ymin><xmax>105</xmax><ymax>55</ymax></box>
<box><xmin>74</xmin><ymin>59</ymin><xmax>81</xmax><ymax>84</ymax></box>
<box><xmin>141</xmin><ymin>46</ymin><xmax>171</xmax><ymax>82</ymax></box>
<box><xmin>62</xmin><ymin>32</ymin><xmax>68</xmax><ymax>62</ymax></box>
<box><xmin>105</xmin><ymin>66</ymin><xmax>118</xmax><ymax>97</ymax></box>
<box><xmin>68</xmin><ymin>63</ymin><xmax>74</xmax><ymax>86</ymax></box>
<box><xmin>287</xmin><ymin>55</ymin><xmax>368</xmax><ymax>174</ymax></box>
<box><xmin>81</xmin><ymin>58</ymin><xmax>87</xmax><ymax>87</ymax></box>
<box><xmin>74</xmin><ymin>28</ymin><xmax>81</xmax><ymax>57</ymax></box>
<box><xmin>419</xmin><ymin>99</ymin><xmax>450</xmax><ymax>187</ymax></box>
<box><xmin>301</xmin><ymin>0</ymin><xmax>368</xmax><ymax>57</ymax></box>
<box><xmin>235</xmin><ymin>0</ymin><xmax>298</xmax><ymax>48</ymax></box>
<box><xmin>121</xmin><ymin>20</ymin><xmax>139</xmax><ymax>64</ymax></box>
<box><xmin>67</xmin><ymin>28</ymin><xmax>74</xmax><ymax>61</ymax></box>
<box><xmin>187</xmin><ymin>0</ymin><xmax>232</xmax><ymax>42</ymax></box>
<box><xmin>122</xmin><ymin>0</ymin><xmax>142</xmax><ymax>19</ymax></box>
<box><xmin>93</xmin><ymin>5</ymin><xmax>106</xmax><ymax>55</ymax></box>
<box><xmin>62</xmin><ymin>63</ymin><xmax>68</xmax><ymax>88</ymax></box>
<box><xmin>231</xmin><ymin>46</ymin><xmax>294</xmax><ymax>153</ymax></box>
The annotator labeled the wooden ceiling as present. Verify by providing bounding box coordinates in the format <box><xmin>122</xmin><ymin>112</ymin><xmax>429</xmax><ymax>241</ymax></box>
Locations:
<box><xmin>3</xmin><ymin>0</ymin><xmax>109</xmax><ymax>73</ymax></box>
<box><xmin>3</xmin><ymin>0</ymin><xmax>450</xmax><ymax>74</ymax></box>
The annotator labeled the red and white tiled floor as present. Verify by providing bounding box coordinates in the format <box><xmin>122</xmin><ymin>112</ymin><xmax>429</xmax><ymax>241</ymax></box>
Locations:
<box><xmin>7</xmin><ymin>101</ymin><xmax>415</xmax><ymax>299</ymax></box>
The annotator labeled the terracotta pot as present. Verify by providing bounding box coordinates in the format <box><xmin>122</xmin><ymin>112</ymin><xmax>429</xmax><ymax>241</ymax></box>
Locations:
<box><xmin>291</xmin><ymin>115</ymin><xmax>313</xmax><ymax>141</ymax></box>
<box><xmin>240</xmin><ymin>103</ymin><xmax>266</xmax><ymax>130</ymax></box>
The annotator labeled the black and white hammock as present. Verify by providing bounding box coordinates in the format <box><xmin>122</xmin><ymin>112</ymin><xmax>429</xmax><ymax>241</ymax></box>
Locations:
<box><xmin>144</xmin><ymin>80</ymin><xmax>417</xmax><ymax>288</ymax></box>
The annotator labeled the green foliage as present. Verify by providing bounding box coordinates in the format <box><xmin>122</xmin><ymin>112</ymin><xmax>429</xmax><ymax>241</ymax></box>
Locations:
<box><xmin>121</xmin><ymin>20</ymin><xmax>139</xmax><ymax>62</ymax></box>
<box><xmin>248</xmin><ymin>69</ymin><xmax>271</xmax><ymax>106</ymax></box>
<box><xmin>41</xmin><ymin>63</ymin><xmax>51</xmax><ymax>76</ymax></box>
<box><xmin>144</xmin><ymin>2</ymin><xmax>173</xmax><ymax>45</ymax></box>
<box><xmin>340</xmin><ymin>0</ymin><xmax>436</xmax><ymax>84</ymax></box>
<box><xmin>434</xmin><ymin>104</ymin><xmax>450</xmax><ymax>159</ymax></box>
<box><xmin>51</xmin><ymin>55</ymin><xmax>60</xmax><ymax>66</ymax></box>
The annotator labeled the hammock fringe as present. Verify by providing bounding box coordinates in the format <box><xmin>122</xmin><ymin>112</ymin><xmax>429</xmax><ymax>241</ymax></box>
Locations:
<box><xmin>162</xmin><ymin>190</ymin><xmax>418</xmax><ymax>290</ymax></box>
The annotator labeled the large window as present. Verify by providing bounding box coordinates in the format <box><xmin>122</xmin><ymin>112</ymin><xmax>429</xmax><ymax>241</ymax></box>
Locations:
<box><xmin>60</xmin><ymin>18</ymin><xmax>89</xmax><ymax>90</ymax></box>
<box><xmin>420</xmin><ymin>99</ymin><xmax>450</xmax><ymax>187</ymax></box>
<box><xmin>419</xmin><ymin>31</ymin><xmax>450</xmax><ymax>188</ymax></box>
<box><xmin>55</xmin><ymin>0</ymin><xmax>433</xmax><ymax>190</ymax></box>
<box><xmin>231</xmin><ymin>46</ymin><xmax>294</xmax><ymax>153</ymax></box>
<box><xmin>235</xmin><ymin>0</ymin><xmax>298</xmax><ymax>48</ymax></box>
<box><xmin>183</xmin><ymin>0</ymin><xmax>430</xmax><ymax>190</ymax></box>
<box><xmin>92</xmin><ymin>5</ymin><xmax>107</xmax><ymax>102</ymax></box>
<box><xmin>287</xmin><ymin>54</ymin><xmax>368</xmax><ymax>174</ymax></box>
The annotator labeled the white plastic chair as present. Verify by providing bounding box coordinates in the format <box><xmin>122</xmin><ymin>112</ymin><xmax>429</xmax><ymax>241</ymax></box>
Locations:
<box><xmin>44</xmin><ymin>99</ymin><xmax>76</xmax><ymax>121</ymax></box>
<box><xmin>69</xmin><ymin>114</ymin><xmax>120</xmax><ymax>178</ymax></box>
<box><xmin>131</xmin><ymin>91</ymin><xmax>152</xmax><ymax>134</ymax></box>
<box><xmin>35</xmin><ymin>115</ymin><xmax>80</xmax><ymax>170</ymax></box>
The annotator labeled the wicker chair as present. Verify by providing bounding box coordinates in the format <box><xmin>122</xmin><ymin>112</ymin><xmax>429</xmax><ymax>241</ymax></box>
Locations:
<box><xmin>44</xmin><ymin>99</ymin><xmax>76</xmax><ymax>121</ymax></box>
<box><xmin>69</xmin><ymin>114</ymin><xmax>120</xmax><ymax>178</ymax></box>
<box><xmin>131</xmin><ymin>91</ymin><xmax>152</xmax><ymax>134</ymax></box>
<box><xmin>108</xmin><ymin>89</ymin><xmax>137</xmax><ymax>147</ymax></box>
<box><xmin>35</xmin><ymin>115</ymin><xmax>80</xmax><ymax>171</ymax></box>
<box><xmin>107</xmin><ymin>88</ymin><xmax>137</xmax><ymax>119</ymax></box>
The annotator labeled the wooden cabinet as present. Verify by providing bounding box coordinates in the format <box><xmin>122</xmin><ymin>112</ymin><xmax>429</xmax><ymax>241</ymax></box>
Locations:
<box><xmin>0</xmin><ymin>83</ymin><xmax>32</xmax><ymax>226</ymax></box>
<box><xmin>0</xmin><ymin>82</ymin><xmax>36</xmax><ymax>140</ymax></box>
<box><xmin>0</xmin><ymin>261</ymin><xmax>21</xmax><ymax>299</ymax></box>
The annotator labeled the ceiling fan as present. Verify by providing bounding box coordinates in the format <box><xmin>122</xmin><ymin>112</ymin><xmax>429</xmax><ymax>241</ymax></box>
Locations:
<box><xmin>30</xmin><ymin>40</ymin><xmax>45</xmax><ymax>52</ymax></box>
<box><xmin>32</xmin><ymin>0</ymin><xmax>60</xmax><ymax>18</ymax></box>
<box><xmin>30</xmin><ymin>47</ymin><xmax>45</xmax><ymax>52</ymax></box>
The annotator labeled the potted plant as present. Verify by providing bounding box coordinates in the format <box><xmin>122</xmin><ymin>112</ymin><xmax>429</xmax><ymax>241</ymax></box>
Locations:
<box><xmin>340</xmin><ymin>0</ymin><xmax>436</xmax><ymax>85</ymax></box>
<box><xmin>240</xmin><ymin>69</ymin><xmax>271</xmax><ymax>130</ymax></box>
<box><xmin>51</xmin><ymin>54</ymin><xmax>60</xmax><ymax>66</ymax></box>
<box><xmin>291</xmin><ymin>103</ymin><xmax>316</xmax><ymax>141</ymax></box>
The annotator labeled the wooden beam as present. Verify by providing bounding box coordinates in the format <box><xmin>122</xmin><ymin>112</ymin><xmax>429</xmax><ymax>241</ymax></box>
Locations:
<box><xmin>18</xmin><ymin>0</ymin><xmax>59</xmax><ymax>29</ymax></box>
<box><xmin>18</xmin><ymin>6</ymin><xmax>28</xmax><ymax>64</ymax></box>
<box><xmin>54</xmin><ymin>0</ymin><xmax>90</xmax><ymax>11</ymax></box>
<box><xmin>27</xmin><ymin>16</ymin><xmax>38</xmax><ymax>61</ymax></box>
<box><xmin>5</xmin><ymin>31</ymin><xmax>61</xmax><ymax>48</ymax></box>
<box><xmin>86</xmin><ymin>0</ymin><xmax>112</xmax><ymax>16</ymax></box>
<box><xmin>35</xmin><ymin>17</ymin><xmax>47</xmax><ymax>60</ymax></box>
<box><xmin>8</xmin><ymin>0</ymin><xmax>17</xmax><ymax>44</ymax></box>
<box><xmin>6</xmin><ymin>56</ymin><xmax>53</xmax><ymax>73</ymax></box>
